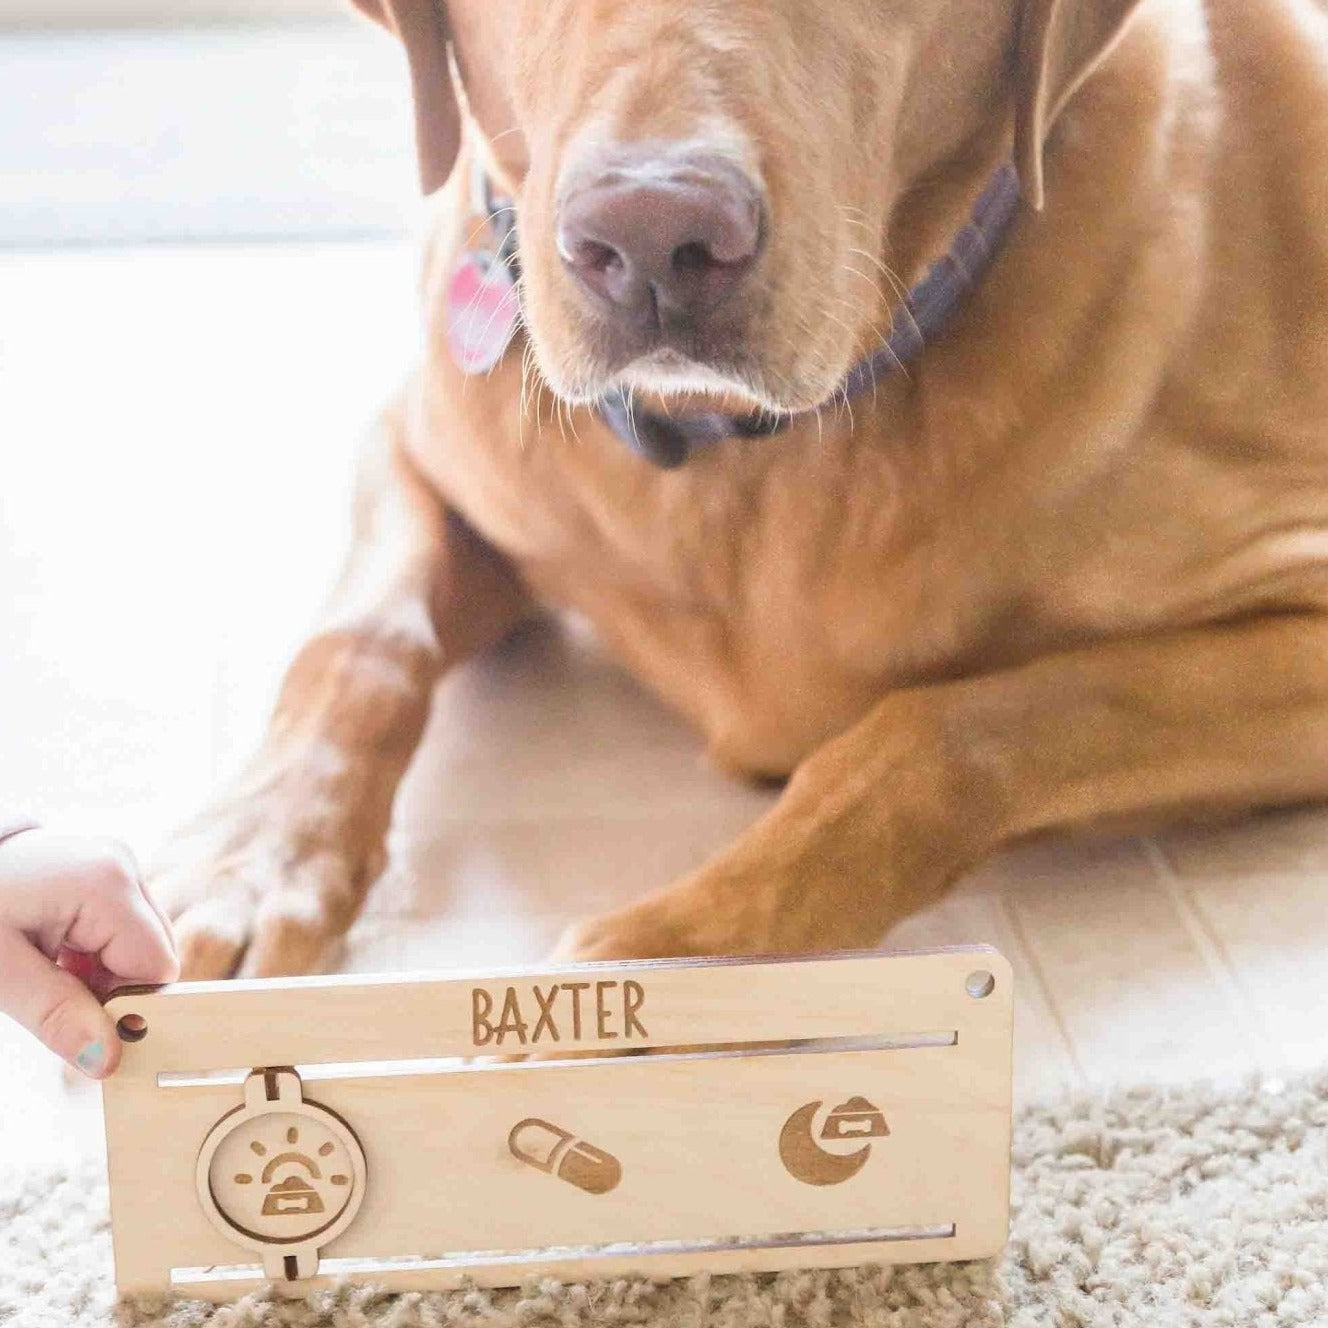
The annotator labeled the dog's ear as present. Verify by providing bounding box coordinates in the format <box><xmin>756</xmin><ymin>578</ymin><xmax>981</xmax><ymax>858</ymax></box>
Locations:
<box><xmin>350</xmin><ymin>0</ymin><xmax>460</xmax><ymax>194</ymax></box>
<box><xmin>1015</xmin><ymin>0</ymin><xmax>1146</xmax><ymax>210</ymax></box>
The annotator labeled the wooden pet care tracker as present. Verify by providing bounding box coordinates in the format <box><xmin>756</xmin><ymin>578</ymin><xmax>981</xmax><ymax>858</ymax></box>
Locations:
<box><xmin>102</xmin><ymin>947</ymin><xmax>1014</xmax><ymax>1300</ymax></box>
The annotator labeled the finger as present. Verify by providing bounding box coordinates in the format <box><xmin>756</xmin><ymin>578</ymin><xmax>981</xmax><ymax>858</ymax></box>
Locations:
<box><xmin>113</xmin><ymin>839</ymin><xmax>178</xmax><ymax>960</ymax></box>
<box><xmin>0</xmin><ymin>834</ymin><xmax>177</xmax><ymax>979</ymax></box>
<box><xmin>85</xmin><ymin>839</ymin><xmax>180</xmax><ymax>967</ymax></box>
<box><xmin>136</xmin><ymin>873</ymin><xmax>178</xmax><ymax>962</ymax></box>
<box><xmin>0</xmin><ymin>928</ymin><xmax>121</xmax><ymax>1078</ymax></box>
<box><xmin>62</xmin><ymin>858</ymin><xmax>180</xmax><ymax>986</ymax></box>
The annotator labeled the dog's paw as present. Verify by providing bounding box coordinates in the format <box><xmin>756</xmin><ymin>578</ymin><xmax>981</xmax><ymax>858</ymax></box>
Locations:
<box><xmin>149</xmin><ymin>804</ymin><xmax>373</xmax><ymax>980</ymax></box>
<box><xmin>554</xmin><ymin>862</ymin><xmax>816</xmax><ymax>965</ymax></box>
<box><xmin>553</xmin><ymin>902</ymin><xmax>705</xmax><ymax>966</ymax></box>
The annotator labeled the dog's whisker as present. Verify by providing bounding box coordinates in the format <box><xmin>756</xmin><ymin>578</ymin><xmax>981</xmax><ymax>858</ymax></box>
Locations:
<box><xmin>565</xmin><ymin>397</ymin><xmax>587</xmax><ymax>449</ymax></box>
<box><xmin>462</xmin><ymin>205</ymin><xmax>515</xmax><ymax>255</ymax></box>
<box><xmin>831</xmin><ymin>286</ymin><xmax>895</xmax><ymax>390</ymax></box>
<box><xmin>843</xmin><ymin>261</ymin><xmax>888</xmax><ymax>311</ymax></box>
<box><xmin>849</xmin><ymin>248</ymin><xmax>912</xmax><ymax>312</ymax></box>
<box><xmin>484</xmin><ymin>126</ymin><xmax>523</xmax><ymax>147</ymax></box>
<box><xmin>465</xmin><ymin>292</ymin><xmax>524</xmax><ymax>381</ymax></box>
<box><xmin>841</xmin><ymin>269</ymin><xmax>895</xmax><ymax>354</ymax></box>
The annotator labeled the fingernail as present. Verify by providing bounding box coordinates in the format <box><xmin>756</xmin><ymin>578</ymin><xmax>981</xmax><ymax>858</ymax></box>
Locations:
<box><xmin>74</xmin><ymin>1040</ymin><xmax>107</xmax><ymax>1078</ymax></box>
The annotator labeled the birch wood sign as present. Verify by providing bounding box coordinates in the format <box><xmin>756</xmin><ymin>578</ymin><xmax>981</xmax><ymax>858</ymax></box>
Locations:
<box><xmin>101</xmin><ymin>947</ymin><xmax>1013</xmax><ymax>1301</ymax></box>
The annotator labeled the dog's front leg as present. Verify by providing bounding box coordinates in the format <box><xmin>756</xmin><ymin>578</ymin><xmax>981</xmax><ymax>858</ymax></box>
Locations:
<box><xmin>559</xmin><ymin>615</ymin><xmax>1328</xmax><ymax>961</ymax></box>
<box><xmin>154</xmin><ymin>399</ymin><xmax>530</xmax><ymax>978</ymax></box>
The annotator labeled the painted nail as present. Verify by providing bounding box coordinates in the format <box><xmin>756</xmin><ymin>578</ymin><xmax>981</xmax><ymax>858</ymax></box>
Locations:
<box><xmin>74</xmin><ymin>1040</ymin><xmax>106</xmax><ymax>1077</ymax></box>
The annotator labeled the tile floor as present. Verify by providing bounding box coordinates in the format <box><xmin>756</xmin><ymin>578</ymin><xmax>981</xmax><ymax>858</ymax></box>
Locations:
<box><xmin>3</xmin><ymin>239</ymin><xmax>1328</xmax><ymax>1176</ymax></box>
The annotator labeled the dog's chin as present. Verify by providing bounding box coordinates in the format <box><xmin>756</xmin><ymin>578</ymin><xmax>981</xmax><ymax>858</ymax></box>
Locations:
<box><xmin>541</xmin><ymin>345</ymin><xmax>847</xmax><ymax>418</ymax></box>
<box><xmin>615</xmin><ymin>351</ymin><xmax>771</xmax><ymax>413</ymax></box>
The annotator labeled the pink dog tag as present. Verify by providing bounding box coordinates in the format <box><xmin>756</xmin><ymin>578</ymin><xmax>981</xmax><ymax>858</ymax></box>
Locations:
<box><xmin>446</xmin><ymin>250</ymin><xmax>520</xmax><ymax>374</ymax></box>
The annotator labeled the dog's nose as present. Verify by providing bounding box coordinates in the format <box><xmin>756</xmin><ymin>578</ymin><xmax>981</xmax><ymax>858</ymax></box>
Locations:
<box><xmin>557</xmin><ymin>154</ymin><xmax>764</xmax><ymax>328</ymax></box>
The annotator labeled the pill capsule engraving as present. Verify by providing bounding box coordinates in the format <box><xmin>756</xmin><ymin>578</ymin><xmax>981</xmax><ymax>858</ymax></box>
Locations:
<box><xmin>508</xmin><ymin>1118</ymin><xmax>622</xmax><ymax>1195</ymax></box>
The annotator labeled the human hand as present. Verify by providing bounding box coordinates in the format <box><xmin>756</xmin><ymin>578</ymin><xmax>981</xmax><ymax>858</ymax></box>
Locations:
<box><xmin>0</xmin><ymin>828</ymin><xmax>179</xmax><ymax>1078</ymax></box>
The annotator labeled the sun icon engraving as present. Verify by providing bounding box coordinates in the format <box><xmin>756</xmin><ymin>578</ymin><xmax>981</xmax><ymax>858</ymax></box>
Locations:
<box><xmin>226</xmin><ymin>1129</ymin><xmax>352</xmax><ymax>1198</ymax></box>
<box><xmin>206</xmin><ymin>1110</ymin><xmax>359</xmax><ymax>1243</ymax></box>
<box><xmin>195</xmin><ymin>1069</ymin><xmax>367</xmax><ymax>1283</ymax></box>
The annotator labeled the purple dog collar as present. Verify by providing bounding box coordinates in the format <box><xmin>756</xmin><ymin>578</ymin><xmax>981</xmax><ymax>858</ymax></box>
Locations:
<box><xmin>454</xmin><ymin>163</ymin><xmax>1021</xmax><ymax>469</ymax></box>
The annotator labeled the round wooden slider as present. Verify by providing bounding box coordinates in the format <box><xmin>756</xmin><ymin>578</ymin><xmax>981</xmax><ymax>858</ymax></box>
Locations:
<box><xmin>195</xmin><ymin>1068</ymin><xmax>367</xmax><ymax>1282</ymax></box>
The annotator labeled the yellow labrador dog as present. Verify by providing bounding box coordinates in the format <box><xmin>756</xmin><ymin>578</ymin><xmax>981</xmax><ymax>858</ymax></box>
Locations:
<box><xmin>155</xmin><ymin>0</ymin><xmax>1328</xmax><ymax>978</ymax></box>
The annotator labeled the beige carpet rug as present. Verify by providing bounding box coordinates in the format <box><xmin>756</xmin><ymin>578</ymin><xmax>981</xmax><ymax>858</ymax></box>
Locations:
<box><xmin>3</xmin><ymin>1072</ymin><xmax>1325</xmax><ymax>1328</ymax></box>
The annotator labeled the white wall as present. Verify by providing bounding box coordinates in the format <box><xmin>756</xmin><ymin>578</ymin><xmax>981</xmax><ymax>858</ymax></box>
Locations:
<box><xmin>0</xmin><ymin>0</ymin><xmax>344</xmax><ymax>25</ymax></box>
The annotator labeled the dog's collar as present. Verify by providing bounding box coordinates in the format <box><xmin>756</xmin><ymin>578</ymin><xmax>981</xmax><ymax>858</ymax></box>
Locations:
<box><xmin>468</xmin><ymin>163</ymin><xmax>1021</xmax><ymax>469</ymax></box>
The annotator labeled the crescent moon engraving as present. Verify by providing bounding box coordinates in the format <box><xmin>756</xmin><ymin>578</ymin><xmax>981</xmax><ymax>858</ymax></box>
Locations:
<box><xmin>778</xmin><ymin>1101</ymin><xmax>871</xmax><ymax>1186</ymax></box>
